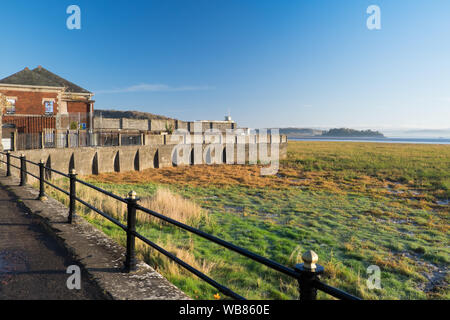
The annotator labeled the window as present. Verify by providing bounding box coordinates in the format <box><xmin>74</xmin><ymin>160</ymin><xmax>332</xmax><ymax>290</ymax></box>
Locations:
<box><xmin>6</xmin><ymin>98</ymin><xmax>16</xmax><ymax>114</ymax></box>
<box><xmin>44</xmin><ymin>100</ymin><xmax>54</xmax><ymax>114</ymax></box>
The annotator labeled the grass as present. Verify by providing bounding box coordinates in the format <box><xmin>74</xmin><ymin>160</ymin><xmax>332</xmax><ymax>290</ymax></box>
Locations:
<box><xmin>42</xmin><ymin>141</ymin><xmax>449</xmax><ymax>300</ymax></box>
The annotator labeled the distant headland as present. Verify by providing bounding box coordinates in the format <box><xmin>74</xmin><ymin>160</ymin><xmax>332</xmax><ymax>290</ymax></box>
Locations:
<box><xmin>322</xmin><ymin>128</ymin><xmax>385</xmax><ymax>138</ymax></box>
<box><xmin>279</xmin><ymin>127</ymin><xmax>385</xmax><ymax>139</ymax></box>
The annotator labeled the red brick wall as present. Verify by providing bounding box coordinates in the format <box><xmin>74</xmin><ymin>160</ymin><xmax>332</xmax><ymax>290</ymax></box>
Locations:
<box><xmin>0</xmin><ymin>89</ymin><xmax>58</xmax><ymax>115</ymax></box>
<box><xmin>67</xmin><ymin>101</ymin><xmax>90</xmax><ymax>113</ymax></box>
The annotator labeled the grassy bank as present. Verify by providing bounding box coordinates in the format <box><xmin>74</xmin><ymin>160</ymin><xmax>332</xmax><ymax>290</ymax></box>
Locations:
<box><xmin>43</xmin><ymin>141</ymin><xmax>449</xmax><ymax>300</ymax></box>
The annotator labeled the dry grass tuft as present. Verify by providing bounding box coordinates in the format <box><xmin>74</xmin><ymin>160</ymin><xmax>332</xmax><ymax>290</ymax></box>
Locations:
<box><xmin>288</xmin><ymin>245</ymin><xmax>304</xmax><ymax>265</ymax></box>
<box><xmin>139</xmin><ymin>188</ymin><xmax>208</xmax><ymax>227</ymax></box>
<box><xmin>49</xmin><ymin>180</ymin><xmax>207</xmax><ymax>227</ymax></box>
<box><xmin>45</xmin><ymin>180</ymin><xmax>214</xmax><ymax>286</ymax></box>
<box><xmin>136</xmin><ymin>238</ymin><xmax>220</xmax><ymax>277</ymax></box>
<box><xmin>371</xmin><ymin>253</ymin><xmax>414</xmax><ymax>276</ymax></box>
<box><xmin>87</xmin><ymin>164</ymin><xmax>296</xmax><ymax>189</ymax></box>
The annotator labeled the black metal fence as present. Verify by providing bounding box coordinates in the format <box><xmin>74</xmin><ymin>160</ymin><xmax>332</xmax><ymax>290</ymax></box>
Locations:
<box><xmin>16</xmin><ymin>133</ymin><xmax>43</xmax><ymax>150</ymax></box>
<box><xmin>12</xmin><ymin>131</ymin><xmax>143</xmax><ymax>151</ymax></box>
<box><xmin>0</xmin><ymin>151</ymin><xmax>362</xmax><ymax>301</ymax></box>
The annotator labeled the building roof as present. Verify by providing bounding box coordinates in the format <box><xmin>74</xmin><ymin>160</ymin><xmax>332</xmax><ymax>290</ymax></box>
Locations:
<box><xmin>0</xmin><ymin>66</ymin><xmax>91</xmax><ymax>94</ymax></box>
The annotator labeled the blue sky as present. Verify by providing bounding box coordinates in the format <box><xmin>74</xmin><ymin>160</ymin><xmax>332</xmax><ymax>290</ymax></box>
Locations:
<box><xmin>1</xmin><ymin>0</ymin><xmax>450</xmax><ymax>130</ymax></box>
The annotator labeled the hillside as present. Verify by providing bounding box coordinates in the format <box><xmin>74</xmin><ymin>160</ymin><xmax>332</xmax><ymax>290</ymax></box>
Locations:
<box><xmin>94</xmin><ymin>109</ymin><xmax>175</xmax><ymax>121</ymax></box>
<box><xmin>278</xmin><ymin>128</ymin><xmax>323</xmax><ymax>138</ymax></box>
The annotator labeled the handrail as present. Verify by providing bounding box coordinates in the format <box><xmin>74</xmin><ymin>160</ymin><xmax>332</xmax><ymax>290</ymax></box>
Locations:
<box><xmin>0</xmin><ymin>154</ymin><xmax>69</xmax><ymax>178</ymax></box>
<box><xmin>0</xmin><ymin>150</ymin><xmax>362</xmax><ymax>301</ymax></box>
<box><xmin>313</xmin><ymin>280</ymin><xmax>362</xmax><ymax>301</ymax></box>
<box><xmin>75</xmin><ymin>178</ymin><xmax>127</xmax><ymax>203</ymax></box>
<box><xmin>6</xmin><ymin>153</ymin><xmax>21</xmax><ymax>160</ymax></box>
<box><xmin>41</xmin><ymin>165</ymin><xmax>70</xmax><ymax>178</ymax></box>
<box><xmin>136</xmin><ymin>204</ymin><xmax>299</xmax><ymax>279</ymax></box>
<box><xmin>0</xmin><ymin>159</ymin><xmax>20</xmax><ymax>170</ymax></box>
<box><xmin>74</xmin><ymin>195</ymin><xmax>127</xmax><ymax>230</ymax></box>
<box><xmin>24</xmin><ymin>170</ymin><xmax>40</xmax><ymax>181</ymax></box>
<box><xmin>132</xmin><ymin>230</ymin><xmax>245</xmax><ymax>300</ymax></box>
<box><xmin>43</xmin><ymin>179</ymin><xmax>70</xmax><ymax>196</ymax></box>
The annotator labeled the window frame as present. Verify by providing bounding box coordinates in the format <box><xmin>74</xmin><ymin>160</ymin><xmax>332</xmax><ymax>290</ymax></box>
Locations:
<box><xmin>43</xmin><ymin>99</ymin><xmax>55</xmax><ymax>115</ymax></box>
<box><xmin>5</xmin><ymin>97</ymin><xmax>16</xmax><ymax>114</ymax></box>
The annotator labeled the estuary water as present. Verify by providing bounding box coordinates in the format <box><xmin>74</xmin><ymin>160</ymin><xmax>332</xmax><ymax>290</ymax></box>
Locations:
<box><xmin>289</xmin><ymin>137</ymin><xmax>450</xmax><ymax>145</ymax></box>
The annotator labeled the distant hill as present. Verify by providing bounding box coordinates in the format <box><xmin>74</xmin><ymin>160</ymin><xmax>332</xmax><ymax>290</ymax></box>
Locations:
<box><xmin>278</xmin><ymin>127</ymin><xmax>385</xmax><ymax>139</ymax></box>
<box><xmin>322</xmin><ymin>128</ymin><xmax>385</xmax><ymax>138</ymax></box>
<box><xmin>279</xmin><ymin>128</ymin><xmax>323</xmax><ymax>138</ymax></box>
<box><xmin>383</xmin><ymin>128</ymin><xmax>450</xmax><ymax>138</ymax></box>
<box><xmin>94</xmin><ymin>109</ymin><xmax>175</xmax><ymax>121</ymax></box>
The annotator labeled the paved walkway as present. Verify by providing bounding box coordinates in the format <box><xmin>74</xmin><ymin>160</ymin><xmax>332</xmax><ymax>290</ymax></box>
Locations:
<box><xmin>0</xmin><ymin>186</ymin><xmax>106</xmax><ymax>300</ymax></box>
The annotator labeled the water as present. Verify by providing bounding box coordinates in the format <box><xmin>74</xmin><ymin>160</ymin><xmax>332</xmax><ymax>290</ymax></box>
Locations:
<box><xmin>289</xmin><ymin>137</ymin><xmax>450</xmax><ymax>145</ymax></box>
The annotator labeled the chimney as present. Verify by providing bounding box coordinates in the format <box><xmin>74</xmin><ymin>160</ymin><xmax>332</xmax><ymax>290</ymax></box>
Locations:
<box><xmin>38</xmin><ymin>65</ymin><xmax>42</xmax><ymax>70</ymax></box>
<box><xmin>24</xmin><ymin>67</ymin><xmax>29</xmax><ymax>71</ymax></box>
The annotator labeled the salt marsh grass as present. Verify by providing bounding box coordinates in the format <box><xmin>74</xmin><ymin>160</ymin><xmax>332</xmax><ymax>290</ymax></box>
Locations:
<box><xmin>41</xmin><ymin>141</ymin><xmax>449</xmax><ymax>300</ymax></box>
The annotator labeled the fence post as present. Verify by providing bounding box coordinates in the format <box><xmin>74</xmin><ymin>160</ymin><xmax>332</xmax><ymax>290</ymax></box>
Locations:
<box><xmin>41</xmin><ymin>132</ymin><xmax>45</xmax><ymax>149</ymax></box>
<box><xmin>294</xmin><ymin>250</ymin><xmax>324</xmax><ymax>300</ymax></box>
<box><xmin>20</xmin><ymin>154</ymin><xmax>27</xmax><ymax>186</ymax></box>
<box><xmin>124</xmin><ymin>190</ymin><xmax>139</xmax><ymax>272</ymax></box>
<box><xmin>6</xmin><ymin>151</ymin><xmax>11</xmax><ymax>177</ymax></box>
<box><xmin>38</xmin><ymin>159</ymin><xmax>47</xmax><ymax>201</ymax></box>
<box><xmin>12</xmin><ymin>131</ymin><xmax>17</xmax><ymax>151</ymax></box>
<box><xmin>68</xmin><ymin>169</ymin><xmax>77</xmax><ymax>223</ymax></box>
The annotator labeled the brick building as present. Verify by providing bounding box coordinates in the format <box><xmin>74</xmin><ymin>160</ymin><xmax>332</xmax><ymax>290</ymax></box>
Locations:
<box><xmin>0</xmin><ymin>66</ymin><xmax>94</xmax><ymax>134</ymax></box>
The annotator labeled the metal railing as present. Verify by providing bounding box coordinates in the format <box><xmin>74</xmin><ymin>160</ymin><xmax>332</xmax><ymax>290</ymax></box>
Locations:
<box><xmin>0</xmin><ymin>150</ymin><xmax>362</xmax><ymax>301</ymax></box>
<box><xmin>11</xmin><ymin>131</ymin><xmax>144</xmax><ymax>150</ymax></box>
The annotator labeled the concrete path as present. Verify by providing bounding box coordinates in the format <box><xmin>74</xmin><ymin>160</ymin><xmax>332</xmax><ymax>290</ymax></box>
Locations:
<box><xmin>0</xmin><ymin>186</ymin><xmax>107</xmax><ymax>300</ymax></box>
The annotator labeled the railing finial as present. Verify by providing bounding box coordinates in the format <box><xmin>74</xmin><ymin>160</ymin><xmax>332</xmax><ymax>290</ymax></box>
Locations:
<box><xmin>128</xmin><ymin>190</ymin><xmax>137</xmax><ymax>200</ymax></box>
<box><xmin>302</xmin><ymin>250</ymin><xmax>319</xmax><ymax>271</ymax></box>
<box><xmin>295</xmin><ymin>249</ymin><xmax>324</xmax><ymax>300</ymax></box>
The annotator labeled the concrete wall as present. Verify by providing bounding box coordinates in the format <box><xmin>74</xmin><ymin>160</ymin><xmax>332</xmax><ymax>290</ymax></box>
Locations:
<box><xmin>93</xmin><ymin>117</ymin><xmax>237</xmax><ymax>133</ymax></box>
<box><xmin>149</xmin><ymin>119</ymin><xmax>176</xmax><ymax>132</ymax></box>
<box><xmin>121</xmin><ymin>118</ymin><xmax>149</xmax><ymax>131</ymax></box>
<box><xmin>212</xmin><ymin>122</ymin><xmax>235</xmax><ymax>131</ymax></box>
<box><xmin>2</xmin><ymin>141</ymin><xmax>288</xmax><ymax>182</ymax></box>
<box><xmin>94</xmin><ymin>118</ymin><xmax>150</xmax><ymax>131</ymax></box>
<box><xmin>94</xmin><ymin>118</ymin><xmax>121</xmax><ymax>129</ymax></box>
<box><xmin>144</xmin><ymin>134</ymin><xmax>165</xmax><ymax>145</ymax></box>
<box><xmin>176</xmin><ymin>120</ymin><xmax>188</xmax><ymax>130</ymax></box>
